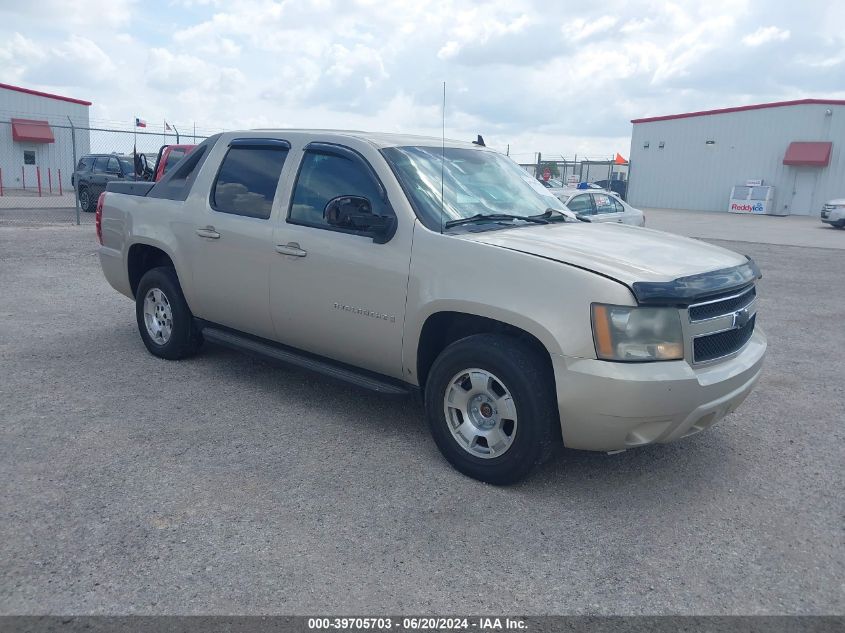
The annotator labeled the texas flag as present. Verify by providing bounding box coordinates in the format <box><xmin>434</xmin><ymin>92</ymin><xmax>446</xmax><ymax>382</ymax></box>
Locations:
<box><xmin>135</xmin><ymin>117</ymin><xmax>147</xmax><ymax>128</ymax></box>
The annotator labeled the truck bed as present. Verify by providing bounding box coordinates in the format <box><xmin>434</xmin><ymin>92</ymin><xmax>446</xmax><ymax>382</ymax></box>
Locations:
<box><xmin>106</xmin><ymin>181</ymin><xmax>156</xmax><ymax>197</ymax></box>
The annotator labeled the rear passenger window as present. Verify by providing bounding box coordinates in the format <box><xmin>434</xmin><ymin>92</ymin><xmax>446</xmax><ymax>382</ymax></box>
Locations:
<box><xmin>77</xmin><ymin>157</ymin><xmax>94</xmax><ymax>171</ymax></box>
<box><xmin>93</xmin><ymin>157</ymin><xmax>109</xmax><ymax>174</ymax></box>
<box><xmin>594</xmin><ymin>194</ymin><xmax>617</xmax><ymax>214</ymax></box>
<box><xmin>163</xmin><ymin>149</ymin><xmax>186</xmax><ymax>174</ymax></box>
<box><xmin>211</xmin><ymin>146</ymin><xmax>288</xmax><ymax>219</ymax></box>
<box><xmin>289</xmin><ymin>151</ymin><xmax>385</xmax><ymax>228</ymax></box>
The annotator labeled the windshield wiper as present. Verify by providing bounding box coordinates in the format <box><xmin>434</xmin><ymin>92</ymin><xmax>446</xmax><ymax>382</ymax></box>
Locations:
<box><xmin>529</xmin><ymin>207</ymin><xmax>570</xmax><ymax>223</ymax></box>
<box><xmin>444</xmin><ymin>213</ymin><xmax>549</xmax><ymax>229</ymax></box>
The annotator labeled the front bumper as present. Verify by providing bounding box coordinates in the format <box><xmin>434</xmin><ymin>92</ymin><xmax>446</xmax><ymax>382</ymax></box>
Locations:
<box><xmin>552</xmin><ymin>327</ymin><xmax>766</xmax><ymax>451</ymax></box>
<box><xmin>821</xmin><ymin>207</ymin><xmax>845</xmax><ymax>226</ymax></box>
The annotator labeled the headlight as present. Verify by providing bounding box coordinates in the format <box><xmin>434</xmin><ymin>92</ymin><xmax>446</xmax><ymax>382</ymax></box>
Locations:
<box><xmin>591</xmin><ymin>303</ymin><xmax>684</xmax><ymax>361</ymax></box>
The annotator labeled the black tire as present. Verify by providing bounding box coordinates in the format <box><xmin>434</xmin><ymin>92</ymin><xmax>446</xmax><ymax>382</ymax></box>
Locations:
<box><xmin>135</xmin><ymin>267</ymin><xmax>203</xmax><ymax>360</ymax></box>
<box><xmin>424</xmin><ymin>333</ymin><xmax>559</xmax><ymax>485</ymax></box>
<box><xmin>79</xmin><ymin>187</ymin><xmax>94</xmax><ymax>212</ymax></box>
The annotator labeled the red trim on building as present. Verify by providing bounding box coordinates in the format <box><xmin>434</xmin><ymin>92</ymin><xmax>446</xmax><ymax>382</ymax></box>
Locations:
<box><xmin>11</xmin><ymin>118</ymin><xmax>55</xmax><ymax>143</ymax></box>
<box><xmin>631</xmin><ymin>99</ymin><xmax>845</xmax><ymax>124</ymax></box>
<box><xmin>0</xmin><ymin>82</ymin><xmax>92</xmax><ymax>106</ymax></box>
<box><xmin>783</xmin><ymin>141</ymin><xmax>832</xmax><ymax>167</ymax></box>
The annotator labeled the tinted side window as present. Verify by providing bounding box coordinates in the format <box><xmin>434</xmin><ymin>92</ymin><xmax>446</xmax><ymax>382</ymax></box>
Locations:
<box><xmin>211</xmin><ymin>146</ymin><xmax>288</xmax><ymax>219</ymax></box>
<box><xmin>77</xmin><ymin>157</ymin><xmax>94</xmax><ymax>171</ymax></box>
<box><xmin>93</xmin><ymin>157</ymin><xmax>109</xmax><ymax>174</ymax></box>
<box><xmin>567</xmin><ymin>194</ymin><xmax>594</xmax><ymax>214</ymax></box>
<box><xmin>107</xmin><ymin>157</ymin><xmax>120</xmax><ymax>173</ymax></box>
<box><xmin>289</xmin><ymin>151</ymin><xmax>384</xmax><ymax>228</ymax></box>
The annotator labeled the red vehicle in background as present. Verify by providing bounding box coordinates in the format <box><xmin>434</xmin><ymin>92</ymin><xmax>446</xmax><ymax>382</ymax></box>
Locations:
<box><xmin>133</xmin><ymin>144</ymin><xmax>196</xmax><ymax>182</ymax></box>
<box><xmin>151</xmin><ymin>144</ymin><xmax>196</xmax><ymax>181</ymax></box>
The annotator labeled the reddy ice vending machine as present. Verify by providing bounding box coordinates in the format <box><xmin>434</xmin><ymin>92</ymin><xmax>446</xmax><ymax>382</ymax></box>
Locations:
<box><xmin>728</xmin><ymin>184</ymin><xmax>783</xmax><ymax>215</ymax></box>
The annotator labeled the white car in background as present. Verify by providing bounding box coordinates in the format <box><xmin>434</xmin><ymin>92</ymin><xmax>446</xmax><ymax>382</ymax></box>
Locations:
<box><xmin>550</xmin><ymin>187</ymin><xmax>645</xmax><ymax>227</ymax></box>
<box><xmin>820</xmin><ymin>198</ymin><xmax>845</xmax><ymax>228</ymax></box>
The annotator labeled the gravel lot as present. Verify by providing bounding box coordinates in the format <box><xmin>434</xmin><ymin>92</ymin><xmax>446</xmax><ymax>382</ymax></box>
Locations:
<box><xmin>0</xmin><ymin>222</ymin><xmax>842</xmax><ymax>615</ymax></box>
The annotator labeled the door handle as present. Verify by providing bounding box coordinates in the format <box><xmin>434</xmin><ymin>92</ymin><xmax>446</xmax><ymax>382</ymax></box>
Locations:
<box><xmin>275</xmin><ymin>242</ymin><xmax>307</xmax><ymax>257</ymax></box>
<box><xmin>196</xmin><ymin>226</ymin><xmax>220</xmax><ymax>239</ymax></box>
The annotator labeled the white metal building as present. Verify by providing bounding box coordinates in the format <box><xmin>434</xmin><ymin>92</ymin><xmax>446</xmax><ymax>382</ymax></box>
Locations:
<box><xmin>0</xmin><ymin>82</ymin><xmax>91</xmax><ymax>194</ymax></box>
<box><xmin>626</xmin><ymin>99</ymin><xmax>845</xmax><ymax>216</ymax></box>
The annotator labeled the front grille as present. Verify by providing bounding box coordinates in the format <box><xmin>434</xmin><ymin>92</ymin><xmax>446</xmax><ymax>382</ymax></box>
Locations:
<box><xmin>694</xmin><ymin>315</ymin><xmax>756</xmax><ymax>363</ymax></box>
<box><xmin>688</xmin><ymin>286</ymin><xmax>756</xmax><ymax>321</ymax></box>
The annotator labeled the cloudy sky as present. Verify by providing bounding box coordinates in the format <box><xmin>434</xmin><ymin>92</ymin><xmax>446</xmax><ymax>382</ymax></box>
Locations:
<box><xmin>2</xmin><ymin>0</ymin><xmax>843</xmax><ymax>160</ymax></box>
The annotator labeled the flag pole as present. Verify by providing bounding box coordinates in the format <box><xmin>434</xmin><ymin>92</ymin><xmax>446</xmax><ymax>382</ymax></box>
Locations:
<box><xmin>132</xmin><ymin>116</ymin><xmax>137</xmax><ymax>177</ymax></box>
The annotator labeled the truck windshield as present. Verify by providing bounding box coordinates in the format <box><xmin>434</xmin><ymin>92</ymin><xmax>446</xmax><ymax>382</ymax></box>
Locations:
<box><xmin>382</xmin><ymin>146</ymin><xmax>571</xmax><ymax>231</ymax></box>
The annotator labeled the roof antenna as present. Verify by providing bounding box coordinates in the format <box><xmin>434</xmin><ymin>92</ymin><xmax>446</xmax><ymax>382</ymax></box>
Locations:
<box><xmin>472</xmin><ymin>134</ymin><xmax>485</xmax><ymax>147</ymax></box>
<box><xmin>440</xmin><ymin>81</ymin><xmax>446</xmax><ymax>235</ymax></box>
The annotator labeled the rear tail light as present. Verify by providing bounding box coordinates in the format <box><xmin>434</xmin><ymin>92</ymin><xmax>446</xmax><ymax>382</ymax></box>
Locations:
<box><xmin>95</xmin><ymin>192</ymin><xmax>105</xmax><ymax>245</ymax></box>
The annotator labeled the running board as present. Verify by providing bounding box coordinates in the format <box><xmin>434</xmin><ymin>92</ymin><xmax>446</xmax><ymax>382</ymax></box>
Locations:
<box><xmin>200</xmin><ymin>326</ymin><xmax>412</xmax><ymax>395</ymax></box>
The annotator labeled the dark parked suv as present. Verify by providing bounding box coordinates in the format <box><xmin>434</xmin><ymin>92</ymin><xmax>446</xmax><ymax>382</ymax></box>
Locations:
<box><xmin>72</xmin><ymin>154</ymin><xmax>137</xmax><ymax>212</ymax></box>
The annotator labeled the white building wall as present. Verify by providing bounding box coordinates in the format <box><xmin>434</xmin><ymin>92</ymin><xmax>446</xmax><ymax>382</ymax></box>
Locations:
<box><xmin>0</xmin><ymin>86</ymin><xmax>91</xmax><ymax>192</ymax></box>
<box><xmin>626</xmin><ymin>103</ymin><xmax>845</xmax><ymax>215</ymax></box>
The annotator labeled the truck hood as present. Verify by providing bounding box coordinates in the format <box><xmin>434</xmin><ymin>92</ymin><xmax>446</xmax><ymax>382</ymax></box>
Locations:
<box><xmin>461</xmin><ymin>222</ymin><xmax>751</xmax><ymax>291</ymax></box>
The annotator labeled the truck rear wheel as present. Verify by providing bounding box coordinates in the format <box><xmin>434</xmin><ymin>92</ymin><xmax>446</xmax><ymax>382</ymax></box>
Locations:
<box><xmin>424</xmin><ymin>333</ymin><xmax>559</xmax><ymax>485</ymax></box>
<box><xmin>135</xmin><ymin>267</ymin><xmax>202</xmax><ymax>360</ymax></box>
<box><xmin>79</xmin><ymin>187</ymin><xmax>94</xmax><ymax>213</ymax></box>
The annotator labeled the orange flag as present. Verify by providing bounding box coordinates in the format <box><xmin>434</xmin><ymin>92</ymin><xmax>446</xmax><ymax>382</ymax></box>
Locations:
<box><xmin>614</xmin><ymin>153</ymin><xmax>627</xmax><ymax>165</ymax></box>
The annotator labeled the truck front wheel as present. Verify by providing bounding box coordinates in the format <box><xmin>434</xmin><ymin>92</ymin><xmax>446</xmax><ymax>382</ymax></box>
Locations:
<box><xmin>135</xmin><ymin>267</ymin><xmax>203</xmax><ymax>360</ymax></box>
<box><xmin>424</xmin><ymin>334</ymin><xmax>559</xmax><ymax>485</ymax></box>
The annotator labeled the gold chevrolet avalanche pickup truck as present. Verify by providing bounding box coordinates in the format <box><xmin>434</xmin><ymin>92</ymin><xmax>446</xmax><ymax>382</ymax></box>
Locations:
<box><xmin>97</xmin><ymin>130</ymin><xmax>766</xmax><ymax>484</ymax></box>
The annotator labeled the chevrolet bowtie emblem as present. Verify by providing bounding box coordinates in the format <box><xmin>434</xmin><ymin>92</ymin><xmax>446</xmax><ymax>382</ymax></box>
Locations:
<box><xmin>732</xmin><ymin>307</ymin><xmax>751</xmax><ymax>329</ymax></box>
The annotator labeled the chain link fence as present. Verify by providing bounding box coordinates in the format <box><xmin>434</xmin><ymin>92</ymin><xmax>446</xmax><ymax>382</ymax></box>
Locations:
<box><xmin>517</xmin><ymin>158</ymin><xmax>630</xmax><ymax>199</ymax></box>
<box><xmin>0</xmin><ymin>120</ymin><xmax>211</xmax><ymax>226</ymax></box>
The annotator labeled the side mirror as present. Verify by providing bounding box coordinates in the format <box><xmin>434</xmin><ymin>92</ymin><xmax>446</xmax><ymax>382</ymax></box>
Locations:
<box><xmin>324</xmin><ymin>196</ymin><xmax>396</xmax><ymax>244</ymax></box>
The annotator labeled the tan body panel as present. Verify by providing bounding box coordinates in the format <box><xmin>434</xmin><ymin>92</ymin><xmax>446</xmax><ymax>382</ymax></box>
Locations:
<box><xmin>99</xmin><ymin>129</ymin><xmax>766</xmax><ymax>453</ymax></box>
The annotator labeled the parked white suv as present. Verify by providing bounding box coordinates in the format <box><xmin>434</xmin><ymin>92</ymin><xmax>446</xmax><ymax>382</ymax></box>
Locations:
<box><xmin>821</xmin><ymin>199</ymin><xmax>845</xmax><ymax>228</ymax></box>
<box><xmin>551</xmin><ymin>187</ymin><xmax>645</xmax><ymax>226</ymax></box>
<box><xmin>97</xmin><ymin>130</ymin><xmax>766</xmax><ymax>484</ymax></box>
